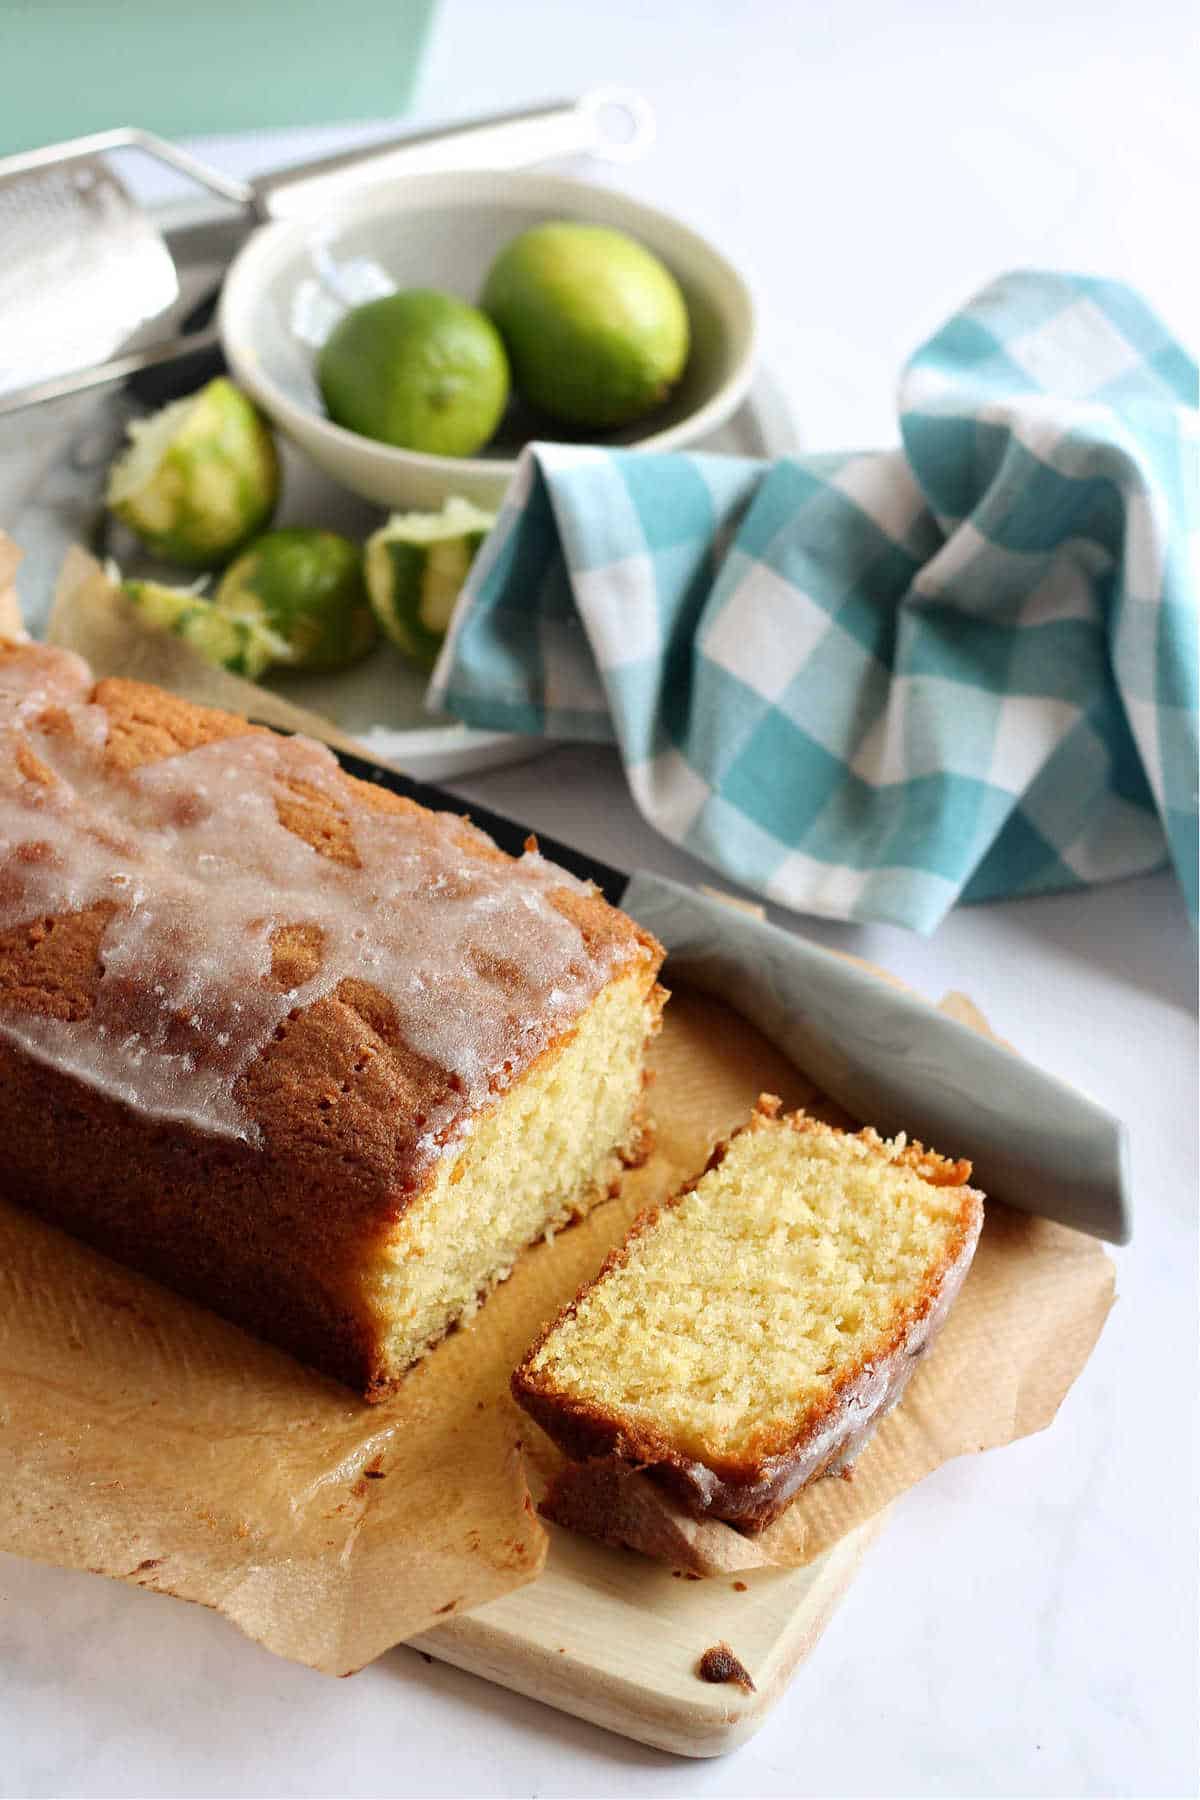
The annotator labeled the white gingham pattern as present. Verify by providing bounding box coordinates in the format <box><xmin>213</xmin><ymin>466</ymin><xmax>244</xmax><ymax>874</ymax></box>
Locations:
<box><xmin>430</xmin><ymin>273</ymin><xmax>1198</xmax><ymax>932</ymax></box>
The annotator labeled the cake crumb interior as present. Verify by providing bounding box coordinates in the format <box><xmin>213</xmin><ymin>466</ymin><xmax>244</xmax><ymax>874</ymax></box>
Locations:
<box><xmin>372</xmin><ymin>971</ymin><xmax>653</xmax><ymax>1377</ymax></box>
<box><xmin>524</xmin><ymin>1119</ymin><xmax>973</xmax><ymax>1461</ymax></box>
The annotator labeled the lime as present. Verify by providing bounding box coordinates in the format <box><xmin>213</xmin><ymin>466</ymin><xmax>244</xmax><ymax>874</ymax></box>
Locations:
<box><xmin>214</xmin><ymin>528</ymin><xmax>377</xmax><ymax>673</ymax></box>
<box><xmin>106</xmin><ymin>377</ymin><xmax>280</xmax><ymax>569</ymax></box>
<box><xmin>481</xmin><ymin>222</ymin><xmax>690</xmax><ymax>428</ymax></box>
<box><xmin>317</xmin><ymin>290</ymin><xmax>510</xmax><ymax>457</ymax></box>
<box><xmin>365</xmin><ymin>496</ymin><xmax>495</xmax><ymax>669</ymax></box>
<box><xmin>122</xmin><ymin>579</ymin><xmax>290</xmax><ymax>680</ymax></box>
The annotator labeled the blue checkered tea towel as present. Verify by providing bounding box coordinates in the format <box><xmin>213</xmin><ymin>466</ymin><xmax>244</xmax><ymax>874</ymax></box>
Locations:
<box><xmin>429</xmin><ymin>273</ymin><xmax>1198</xmax><ymax>931</ymax></box>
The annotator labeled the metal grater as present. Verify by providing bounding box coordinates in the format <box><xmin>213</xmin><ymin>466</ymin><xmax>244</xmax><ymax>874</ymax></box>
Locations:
<box><xmin>0</xmin><ymin>156</ymin><xmax>179</xmax><ymax>396</ymax></box>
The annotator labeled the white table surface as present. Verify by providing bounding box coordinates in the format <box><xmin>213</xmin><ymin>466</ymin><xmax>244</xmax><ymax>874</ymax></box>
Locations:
<box><xmin>3</xmin><ymin>3</ymin><xmax>1197</xmax><ymax>1795</ymax></box>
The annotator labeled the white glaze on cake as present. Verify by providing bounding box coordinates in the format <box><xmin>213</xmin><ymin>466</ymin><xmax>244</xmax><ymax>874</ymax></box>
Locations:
<box><xmin>0</xmin><ymin>646</ymin><xmax>625</xmax><ymax>1157</ymax></box>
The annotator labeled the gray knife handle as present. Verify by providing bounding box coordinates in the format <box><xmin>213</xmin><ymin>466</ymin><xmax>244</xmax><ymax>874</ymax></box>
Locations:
<box><xmin>623</xmin><ymin>872</ymin><xmax>1131</xmax><ymax>1244</ymax></box>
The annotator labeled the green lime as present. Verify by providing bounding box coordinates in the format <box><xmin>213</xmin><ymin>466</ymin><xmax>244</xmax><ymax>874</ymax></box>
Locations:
<box><xmin>317</xmin><ymin>290</ymin><xmax>510</xmax><ymax>457</ymax></box>
<box><xmin>106</xmin><ymin>377</ymin><xmax>280</xmax><ymax>569</ymax></box>
<box><xmin>365</xmin><ymin>496</ymin><xmax>495</xmax><ymax>669</ymax></box>
<box><xmin>214</xmin><ymin>529</ymin><xmax>377</xmax><ymax>673</ymax></box>
<box><xmin>122</xmin><ymin>579</ymin><xmax>290</xmax><ymax>680</ymax></box>
<box><xmin>481</xmin><ymin>222</ymin><xmax>690</xmax><ymax>428</ymax></box>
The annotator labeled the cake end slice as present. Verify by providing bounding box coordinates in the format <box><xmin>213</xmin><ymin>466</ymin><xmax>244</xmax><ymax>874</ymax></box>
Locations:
<box><xmin>513</xmin><ymin>1095</ymin><xmax>984</xmax><ymax>1528</ymax></box>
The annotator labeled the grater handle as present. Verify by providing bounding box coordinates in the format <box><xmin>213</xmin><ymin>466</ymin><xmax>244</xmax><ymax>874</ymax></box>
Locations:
<box><xmin>0</xmin><ymin>128</ymin><xmax>255</xmax><ymax>209</ymax></box>
<box><xmin>252</xmin><ymin>89</ymin><xmax>656</xmax><ymax>220</ymax></box>
<box><xmin>0</xmin><ymin>87</ymin><xmax>655</xmax><ymax>224</ymax></box>
<box><xmin>0</xmin><ymin>331</ymin><xmax>221</xmax><ymax>419</ymax></box>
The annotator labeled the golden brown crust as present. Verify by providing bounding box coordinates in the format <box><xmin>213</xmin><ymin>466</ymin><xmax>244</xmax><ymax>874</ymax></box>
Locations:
<box><xmin>512</xmin><ymin>1096</ymin><xmax>984</xmax><ymax>1526</ymax></box>
<box><xmin>537</xmin><ymin>1456</ymin><xmax>766</xmax><ymax>1576</ymax></box>
<box><xmin>0</xmin><ymin>652</ymin><xmax>666</xmax><ymax>1397</ymax></box>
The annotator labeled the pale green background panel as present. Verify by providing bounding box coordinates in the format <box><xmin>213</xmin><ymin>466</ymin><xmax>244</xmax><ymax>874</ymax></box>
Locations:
<box><xmin>0</xmin><ymin>0</ymin><xmax>437</xmax><ymax>153</ymax></box>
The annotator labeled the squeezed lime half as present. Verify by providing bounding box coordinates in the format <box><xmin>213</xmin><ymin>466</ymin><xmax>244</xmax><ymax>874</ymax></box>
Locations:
<box><xmin>365</xmin><ymin>496</ymin><xmax>495</xmax><ymax>669</ymax></box>
<box><xmin>122</xmin><ymin>578</ymin><xmax>290</xmax><ymax>680</ymax></box>
<box><xmin>214</xmin><ymin>528</ymin><xmax>377</xmax><ymax>673</ymax></box>
<box><xmin>106</xmin><ymin>377</ymin><xmax>280</xmax><ymax>569</ymax></box>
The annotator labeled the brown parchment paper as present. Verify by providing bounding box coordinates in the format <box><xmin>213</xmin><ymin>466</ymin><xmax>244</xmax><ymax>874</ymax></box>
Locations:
<box><xmin>0</xmin><ymin>546</ymin><xmax>1116</xmax><ymax>1671</ymax></box>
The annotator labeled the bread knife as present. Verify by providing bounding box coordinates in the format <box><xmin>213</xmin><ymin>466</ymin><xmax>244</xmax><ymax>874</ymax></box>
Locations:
<box><xmin>328</xmin><ymin>740</ymin><xmax>1131</xmax><ymax>1245</ymax></box>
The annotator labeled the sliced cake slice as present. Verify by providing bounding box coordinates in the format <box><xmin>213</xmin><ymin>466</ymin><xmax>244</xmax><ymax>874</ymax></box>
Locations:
<box><xmin>513</xmin><ymin>1095</ymin><xmax>984</xmax><ymax>1528</ymax></box>
<box><xmin>0</xmin><ymin>642</ymin><xmax>666</xmax><ymax>1401</ymax></box>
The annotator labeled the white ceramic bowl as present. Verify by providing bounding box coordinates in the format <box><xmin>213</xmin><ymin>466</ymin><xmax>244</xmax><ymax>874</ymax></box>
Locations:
<box><xmin>219</xmin><ymin>169</ymin><xmax>757</xmax><ymax>512</ymax></box>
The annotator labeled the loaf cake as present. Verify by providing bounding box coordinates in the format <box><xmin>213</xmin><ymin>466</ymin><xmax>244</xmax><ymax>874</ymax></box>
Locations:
<box><xmin>0</xmin><ymin>640</ymin><xmax>665</xmax><ymax>1398</ymax></box>
<box><xmin>513</xmin><ymin>1096</ymin><xmax>983</xmax><ymax>1527</ymax></box>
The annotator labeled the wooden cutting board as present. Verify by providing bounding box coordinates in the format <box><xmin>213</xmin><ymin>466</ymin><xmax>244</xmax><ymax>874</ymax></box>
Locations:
<box><xmin>413</xmin><ymin>1509</ymin><xmax>888</xmax><ymax>1757</ymax></box>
